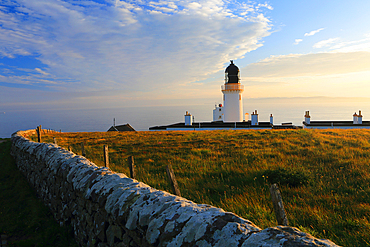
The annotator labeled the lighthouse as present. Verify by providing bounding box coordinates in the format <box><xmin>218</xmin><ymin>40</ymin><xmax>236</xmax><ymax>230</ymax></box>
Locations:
<box><xmin>221</xmin><ymin>60</ymin><xmax>244</xmax><ymax>122</ymax></box>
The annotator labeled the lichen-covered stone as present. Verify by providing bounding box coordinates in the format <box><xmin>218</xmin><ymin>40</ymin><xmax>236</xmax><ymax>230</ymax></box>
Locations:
<box><xmin>11</xmin><ymin>130</ymin><xmax>340</xmax><ymax>247</ymax></box>
<box><xmin>241</xmin><ymin>226</ymin><xmax>338</xmax><ymax>247</ymax></box>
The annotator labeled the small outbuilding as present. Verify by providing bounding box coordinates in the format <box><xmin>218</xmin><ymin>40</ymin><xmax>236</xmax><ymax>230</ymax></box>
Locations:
<box><xmin>303</xmin><ymin>110</ymin><xmax>370</xmax><ymax>129</ymax></box>
<box><xmin>107</xmin><ymin>123</ymin><xmax>136</xmax><ymax>132</ymax></box>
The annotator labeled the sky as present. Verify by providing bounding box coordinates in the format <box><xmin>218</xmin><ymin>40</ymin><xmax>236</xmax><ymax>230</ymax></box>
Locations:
<box><xmin>1</xmin><ymin>0</ymin><xmax>370</xmax><ymax>111</ymax></box>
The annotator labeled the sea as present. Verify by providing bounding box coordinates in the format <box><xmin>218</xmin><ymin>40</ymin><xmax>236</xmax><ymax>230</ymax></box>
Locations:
<box><xmin>1</xmin><ymin>97</ymin><xmax>370</xmax><ymax>138</ymax></box>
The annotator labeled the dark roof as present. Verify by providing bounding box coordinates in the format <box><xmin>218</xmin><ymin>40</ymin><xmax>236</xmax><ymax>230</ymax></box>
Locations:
<box><xmin>149</xmin><ymin>121</ymin><xmax>273</xmax><ymax>130</ymax></box>
<box><xmin>273</xmin><ymin>125</ymin><xmax>300</xmax><ymax>129</ymax></box>
<box><xmin>303</xmin><ymin>121</ymin><xmax>370</xmax><ymax>127</ymax></box>
<box><xmin>107</xmin><ymin>124</ymin><xmax>136</xmax><ymax>132</ymax></box>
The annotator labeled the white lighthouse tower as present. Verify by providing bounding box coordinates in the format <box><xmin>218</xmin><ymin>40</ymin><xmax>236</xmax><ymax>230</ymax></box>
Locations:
<box><xmin>221</xmin><ymin>60</ymin><xmax>244</xmax><ymax>122</ymax></box>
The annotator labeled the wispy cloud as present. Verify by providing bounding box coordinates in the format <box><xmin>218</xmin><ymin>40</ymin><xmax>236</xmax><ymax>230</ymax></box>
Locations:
<box><xmin>294</xmin><ymin>28</ymin><xmax>324</xmax><ymax>46</ymax></box>
<box><xmin>244</xmin><ymin>51</ymin><xmax>370</xmax><ymax>78</ymax></box>
<box><xmin>312</xmin><ymin>35</ymin><xmax>370</xmax><ymax>51</ymax></box>
<box><xmin>35</xmin><ymin>68</ymin><xmax>50</xmax><ymax>76</ymax></box>
<box><xmin>241</xmin><ymin>51</ymin><xmax>370</xmax><ymax>98</ymax></box>
<box><xmin>294</xmin><ymin>39</ymin><xmax>302</xmax><ymax>45</ymax></box>
<box><xmin>257</xmin><ymin>3</ymin><xmax>273</xmax><ymax>10</ymax></box>
<box><xmin>0</xmin><ymin>0</ymin><xmax>272</xmax><ymax>92</ymax></box>
<box><xmin>330</xmin><ymin>36</ymin><xmax>370</xmax><ymax>52</ymax></box>
<box><xmin>313</xmin><ymin>38</ymin><xmax>340</xmax><ymax>48</ymax></box>
<box><xmin>304</xmin><ymin>28</ymin><xmax>324</xmax><ymax>37</ymax></box>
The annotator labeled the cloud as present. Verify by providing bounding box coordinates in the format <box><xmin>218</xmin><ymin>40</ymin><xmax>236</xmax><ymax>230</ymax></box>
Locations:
<box><xmin>35</xmin><ymin>68</ymin><xmax>50</xmax><ymax>76</ymax></box>
<box><xmin>243</xmin><ymin>51</ymin><xmax>370</xmax><ymax>78</ymax></box>
<box><xmin>240</xmin><ymin>51</ymin><xmax>370</xmax><ymax>98</ymax></box>
<box><xmin>292</xmin><ymin>28</ymin><xmax>324</xmax><ymax>47</ymax></box>
<box><xmin>257</xmin><ymin>3</ymin><xmax>273</xmax><ymax>10</ymax></box>
<box><xmin>313</xmin><ymin>38</ymin><xmax>340</xmax><ymax>48</ymax></box>
<box><xmin>304</xmin><ymin>28</ymin><xmax>324</xmax><ymax>37</ymax></box>
<box><xmin>148</xmin><ymin>1</ymin><xmax>178</xmax><ymax>14</ymax></box>
<box><xmin>294</xmin><ymin>39</ymin><xmax>302</xmax><ymax>45</ymax></box>
<box><xmin>311</xmin><ymin>35</ymin><xmax>370</xmax><ymax>52</ymax></box>
<box><xmin>0</xmin><ymin>0</ymin><xmax>272</xmax><ymax>93</ymax></box>
<box><xmin>330</xmin><ymin>36</ymin><xmax>370</xmax><ymax>52</ymax></box>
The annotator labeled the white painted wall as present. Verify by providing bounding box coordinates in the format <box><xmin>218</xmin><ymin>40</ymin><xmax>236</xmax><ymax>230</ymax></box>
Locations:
<box><xmin>223</xmin><ymin>91</ymin><xmax>243</xmax><ymax>122</ymax></box>
<box><xmin>213</xmin><ymin>105</ymin><xmax>224</xmax><ymax>121</ymax></box>
<box><xmin>251</xmin><ymin>110</ymin><xmax>258</xmax><ymax>126</ymax></box>
<box><xmin>185</xmin><ymin>111</ymin><xmax>192</xmax><ymax>126</ymax></box>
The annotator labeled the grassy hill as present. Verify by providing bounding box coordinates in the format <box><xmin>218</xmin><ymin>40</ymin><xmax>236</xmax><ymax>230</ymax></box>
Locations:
<box><xmin>29</xmin><ymin>129</ymin><xmax>370</xmax><ymax>246</ymax></box>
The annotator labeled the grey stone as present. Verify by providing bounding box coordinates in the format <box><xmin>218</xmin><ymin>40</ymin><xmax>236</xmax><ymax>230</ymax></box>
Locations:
<box><xmin>241</xmin><ymin>226</ymin><xmax>338</xmax><ymax>247</ymax></box>
<box><xmin>107</xmin><ymin>224</ymin><xmax>123</xmax><ymax>245</ymax></box>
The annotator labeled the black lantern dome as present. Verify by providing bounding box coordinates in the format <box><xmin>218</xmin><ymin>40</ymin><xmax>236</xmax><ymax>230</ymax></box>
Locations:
<box><xmin>225</xmin><ymin>60</ymin><xmax>240</xmax><ymax>83</ymax></box>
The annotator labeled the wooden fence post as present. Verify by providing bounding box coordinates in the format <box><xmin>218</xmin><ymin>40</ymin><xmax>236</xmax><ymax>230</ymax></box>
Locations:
<box><xmin>269</xmin><ymin>183</ymin><xmax>289</xmax><ymax>226</ymax></box>
<box><xmin>103</xmin><ymin>145</ymin><xmax>109</xmax><ymax>168</ymax></box>
<box><xmin>53</xmin><ymin>137</ymin><xmax>57</xmax><ymax>145</ymax></box>
<box><xmin>81</xmin><ymin>142</ymin><xmax>86</xmax><ymax>157</ymax></box>
<box><xmin>128</xmin><ymin>156</ymin><xmax>135</xmax><ymax>179</ymax></box>
<box><xmin>36</xmin><ymin>125</ymin><xmax>42</xmax><ymax>143</ymax></box>
<box><xmin>166</xmin><ymin>165</ymin><xmax>181</xmax><ymax>197</ymax></box>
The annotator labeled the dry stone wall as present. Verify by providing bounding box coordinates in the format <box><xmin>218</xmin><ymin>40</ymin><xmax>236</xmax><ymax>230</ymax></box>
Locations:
<box><xmin>11</xmin><ymin>130</ymin><xmax>339</xmax><ymax>247</ymax></box>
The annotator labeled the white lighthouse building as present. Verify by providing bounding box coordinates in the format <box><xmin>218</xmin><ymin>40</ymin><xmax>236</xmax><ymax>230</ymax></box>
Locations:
<box><xmin>150</xmin><ymin>60</ymin><xmax>287</xmax><ymax>131</ymax></box>
<box><xmin>221</xmin><ymin>60</ymin><xmax>244</xmax><ymax>122</ymax></box>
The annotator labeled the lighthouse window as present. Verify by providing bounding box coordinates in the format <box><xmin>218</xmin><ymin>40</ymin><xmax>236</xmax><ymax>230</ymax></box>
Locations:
<box><xmin>219</xmin><ymin>108</ymin><xmax>221</xmax><ymax>112</ymax></box>
<box><xmin>239</xmin><ymin>95</ymin><xmax>241</xmax><ymax>100</ymax></box>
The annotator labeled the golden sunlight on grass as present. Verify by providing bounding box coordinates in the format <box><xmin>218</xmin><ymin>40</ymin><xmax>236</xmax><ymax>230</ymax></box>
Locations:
<box><xmin>31</xmin><ymin>129</ymin><xmax>370</xmax><ymax>246</ymax></box>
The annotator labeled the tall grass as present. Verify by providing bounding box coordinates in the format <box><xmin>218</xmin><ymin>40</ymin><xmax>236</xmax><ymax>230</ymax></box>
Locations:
<box><xmin>31</xmin><ymin>129</ymin><xmax>370</xmax><ymax>246</ymax></box>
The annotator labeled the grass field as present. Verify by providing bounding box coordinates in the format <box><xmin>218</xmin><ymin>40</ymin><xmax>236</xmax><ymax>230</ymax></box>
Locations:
<box><xmin>0</xmin><ymin>139</ymin><xmax>78</xmax><ymax>247</ymax></box>
<box><xmin>28</xmin><ymin>129</ymin><xmax>370</xmax><ymax>246</ymax></box>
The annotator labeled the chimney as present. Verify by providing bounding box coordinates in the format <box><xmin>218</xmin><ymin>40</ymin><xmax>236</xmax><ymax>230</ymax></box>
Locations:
<box><xmin>185</xmin><ymin>111</ymin><xmax>192</xmax><ymax>126</ymax></box>
<box><xmin>245</xmin><ymin>112</ymin><xmax>249</xmax><ymax>121</ymax></box>
<box><xmin>251</xmin><ymin>110</ymin><xmax>259</xmax><ymax>126</ymax></box>
<box><xmin>358</xmin><ymin>110</ymin><xmax>363</xmax><ymax>124</ymax></box>
<box><xmin>353</xmin><ymin>112</ymin><xmax>358</xmax><ymax>124</ymax></box>
<box><xmin>270</xmin><ymin>114</ymin><xmax>273</xmax><ymax>125</ymax></box>
<box><xmin>304</xmin><ymin>111</ymin><xmax>311</xmax><ymax>125</ymax></box>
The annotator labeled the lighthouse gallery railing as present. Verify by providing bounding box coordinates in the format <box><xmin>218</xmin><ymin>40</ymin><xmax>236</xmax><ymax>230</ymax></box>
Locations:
<box><xmin>221</xmin><ymin>84</ymin><xmax>244</xmax><ymax>91</ymax></box>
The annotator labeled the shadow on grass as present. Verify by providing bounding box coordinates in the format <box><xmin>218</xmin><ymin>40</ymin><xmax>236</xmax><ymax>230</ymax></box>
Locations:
<box><xmin>0</xmin><ymin>139</ymin><xmax>78</xmax><ymax>247</ymax></box>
